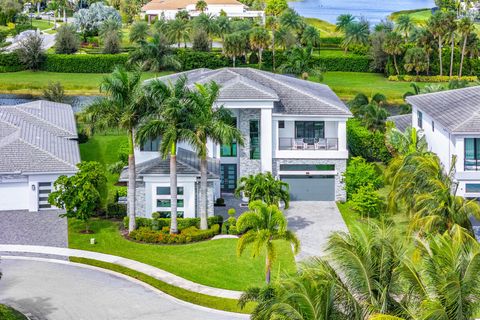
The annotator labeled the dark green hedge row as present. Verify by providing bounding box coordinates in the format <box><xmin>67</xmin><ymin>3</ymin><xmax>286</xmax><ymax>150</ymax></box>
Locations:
<box><xmin>347</xmin><ymin>118</ymin><xmax>391</xmax><ymax>163</ymax></box>
<box><xmin>175</xmin><ymin>49</ymin><xmax>230</xmax><ymax>70</ymax></box>
<box><xmin>42</xmin><ymin>54</ymin><xmax>129</xmax><ymax>73</ymax></box>
<box><xmin>320</xmin><ymin>37</ymin><xmax>343</xmax><ymax>47</ymax></box>
<box><xmin>0</xmin><ymin>52</ymin><xmax>22</xmax><ymax>68</ymax></box>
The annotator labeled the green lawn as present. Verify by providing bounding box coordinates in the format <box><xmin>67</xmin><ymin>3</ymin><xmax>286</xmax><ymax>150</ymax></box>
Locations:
<box><xmin>389</xmin><ymin>8</ymin><xmax>432</xmax><ymax>25</ymax></box>
<box><xmin>31</xmin><ymin>19</ymin><xmax>58</xmax><ymax>31</ymax></box>
<box><xmin>315</xmin><ymin>49</ymin><xmax>362</xmax><ymax>58</ymax></box>
<box><xmin>0</xmin><ymin>71</ymin><xmax>164</xmax><ymax>95</ymax></box>
<box><xmin>69</xmin><ymin>218</ymin><xmax>296</xmax><ymax>291</ymax></box>
<box><xmin>0</xmin><ymin>304</ymin><xmax>27</xmax><ymax>320</ymax></box>
<box><xmin>304</xmin><ymin>18</ymin><xmax>341</xmax><ymax>37</ymax></box>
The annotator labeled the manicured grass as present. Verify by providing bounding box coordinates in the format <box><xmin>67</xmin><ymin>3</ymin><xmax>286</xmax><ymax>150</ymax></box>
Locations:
<box><xmin>79</xmin><ymin>133</ymin><xmax>128</xmax><ymax>201</ymax></box>
<box><xmin>31</xmin><ymin>19</ymin><xmax>57</xmax><ymax>31</ymax></box>
<box><xmin>0</xmin><ymin>304</ymin><xmax>27</xmax><ymax>320</ymax></box>
<box><xmin>304</xmin><ymin>18</ymin><xmax>341</xmax><ymax>37</ymax></box>
<box><xmin>69</xmin><ymin>257</ymin><xmax>254</xmax><ymax>313</ymax></box>
<box><xmin>0</xmin><ymin>71</ymin><xmax>164</xmax><ymax>95</ymax></box>
<box><xmin>315</xmin><ymin>49</ymin><xmax>362</xmax><ymax>58</ymax></box>
<box><xmin>336</xmin><ymin>201</ymin><xmax>361</xmax><ymax>232</ymax></box>
<box><xmin>389</xmin><ymin>8</ymin><xmax>432</xmax><ymax>25</ymax></box>
<box><xmin>68</xmin><ymin>218</ymin><xmax>296</xmax><ymax>291</ymax></box>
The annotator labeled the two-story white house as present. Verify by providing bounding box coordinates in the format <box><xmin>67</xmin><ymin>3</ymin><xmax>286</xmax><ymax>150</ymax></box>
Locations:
<box><xmin>121</xmin><ymin>68</ymin><xmax>351</xmax><ymax>218</ymax></box>
<box><xmin>407</xmin><ymin>86</ymin><xmax>480</xmax><ymax>198</ymax></box>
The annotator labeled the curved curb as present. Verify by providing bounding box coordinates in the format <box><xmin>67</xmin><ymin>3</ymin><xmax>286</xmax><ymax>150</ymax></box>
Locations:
<box><xmin>1</xmin><ymin>256</ymin><xmax>249</xmax><ymax>319</ymax></box>
<box><xmin>0</xmin><ymin>244</ymin><xmax>242</xmax><ymax>299</ymax></box>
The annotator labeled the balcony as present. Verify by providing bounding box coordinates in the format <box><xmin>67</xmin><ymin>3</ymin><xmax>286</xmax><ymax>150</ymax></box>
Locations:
<box><xmin>278</xmin><ymin>138</ymin><xmax>338</xmax><ymax>151</ymax></box>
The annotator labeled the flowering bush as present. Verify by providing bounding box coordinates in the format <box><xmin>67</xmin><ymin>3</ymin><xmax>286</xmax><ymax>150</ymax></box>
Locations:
<box><xmin>388</xmin><ymin>75</ymin><xmax>478</xmax><ymax>82</ymax></box>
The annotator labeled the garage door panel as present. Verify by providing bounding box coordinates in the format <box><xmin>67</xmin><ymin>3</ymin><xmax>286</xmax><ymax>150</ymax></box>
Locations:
<box><xmin>0</xmin><ymin>183</ymin><xmax>29</xmax><ymax>211</ymax></box>
<box><xmin>281</xmin><ymin>175</ymin><xmax>335</xmax><ymax>201</ymax></box>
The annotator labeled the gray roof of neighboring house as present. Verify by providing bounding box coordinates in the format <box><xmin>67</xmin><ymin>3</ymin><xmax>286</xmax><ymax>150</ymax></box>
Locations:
<box><xmin>150</xmin><ymin>68</ymin><xmax>352</xmax><ymax>116</ymax></box>
<box><xmin>406</xmin><ymin>86</ymin><xmax>480</xmax><ymax>133</ymax></box>
<box><xmin>388</xmin><ymin>114</ymin><xmax>412</xmax><ymax>132</ymax></box>
<box><xmin>0</xmin><ymin>101</ymin><xmax>80</xmax><ymax>174</ymax></box>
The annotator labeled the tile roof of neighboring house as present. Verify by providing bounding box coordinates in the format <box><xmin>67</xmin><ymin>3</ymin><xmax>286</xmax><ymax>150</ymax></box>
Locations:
<box><xmin>387</xmin><ymin>114</ymin><xmax>412</xmax><ymax>132</ymax></box>
<box><xmin>406</xmin><ymin>86</ymin><xmax>480</xmax><ymax>133</ymax></box>
<box><xmin>142</xmin><ymin>0</ymin><xmax>244</xmax><ymax>11</ymax></box>
<box><xmin>0</xmin><ymin>101</ymin><xmax>80</xmax><ymax>174</ymax></box>
<box><xmin>150</xmin><ymin>68</ymin><xmax>352</xmax><ymax>116</ymax></box>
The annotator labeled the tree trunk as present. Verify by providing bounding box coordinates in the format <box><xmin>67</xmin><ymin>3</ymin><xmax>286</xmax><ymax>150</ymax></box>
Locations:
<box><xmin>459</xmin><ymin>35</ymin><xmax>467</xmax><ymax>77</ymax></box>
<box><xmin>127</xmin><ymin>131</ymin><xmax>136</xmax><ymax>233</ymax></box>
<box><xmin>427</xmin><ymin>52</ymin><xmax>430</xmax><ymax>76</ymax></box>
<box><xmin>199</xmin><ymin>157</ymin><xmax>208</xmax><ymax>230</ymax></box>
<box><xmin>393</xmin><ymin>55</ymin><xmax>399</xmax><ymax>75</ymax></box>
<box><xmin>265</xmin><ymin>254</ymin><xmax>271</xmax><ymax>284</ymax></box>
<box><xmin>449</xmin><ymin>33</ymin><xmax>455</xmax><ymax>77</ymax></box>
<box><xmin>438</xmin><ymin>36</ymin><xmax>443</xmax><ymax>76</ymax></box>
<box><xmin>37</xmin><ymin>2</ymin><xmax>40</xmax><ymax>15</ymax></box>
<box><xmin>259</xmin><ymin>48</ymin><xmax>262</xmax><ymax>69</ymax></box>
<box><xmin>233</xmin><ymin>56</ymin><xmax>236</xmax><ymax>68</ymax></box>
<box><xmin>272</xmin><ymin>30</ymin><xmax>276</xmax><ymax>72</ymax></box>
<box><xmin>54</xmin><ymin>11</ymin><xmax>58</xmax><ymax>29</ymax></box>
<box><xmin>170</xmin><ymin>143</ymin><xmax>178</xmax><ymax>234</ymax></box>
<box><xmin>63</xmin><ymin>7</ymin><xmax>66</xmax><ymax>23</ymax></box>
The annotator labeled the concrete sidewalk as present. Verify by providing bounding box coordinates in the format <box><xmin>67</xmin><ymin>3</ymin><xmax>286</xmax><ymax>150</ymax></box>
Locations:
<box><xmin>0</xmin><ymin>244</ymin><xmax>242</xmax><ymax>299</ymax></box>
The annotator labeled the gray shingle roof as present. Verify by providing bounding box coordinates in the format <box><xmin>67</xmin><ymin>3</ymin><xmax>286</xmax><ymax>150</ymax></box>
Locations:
<box><xmin>0</xmin><ymin>101</ymin><xmax>80</xmax><ymax>174</ymax></box>
<box><xmin>406</xmin><ymin>86</ymin><xmax>480</xmax><ymax>133</ymax></box>
<box><xmin>387</xmin><ymin>114</ymin><xmax>412</xmax><ymax>132</ymax></box>
<box><xmin>151</xmin><ymin>68</ymin><xmax>351</xmax><ymax>116</ymax></box>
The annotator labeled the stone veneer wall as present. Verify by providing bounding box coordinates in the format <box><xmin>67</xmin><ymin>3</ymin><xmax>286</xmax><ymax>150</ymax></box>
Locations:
<box><xmin>133</xmin><ymin>181</ymin><xmax>146</xmax><ymax>217</ymax></box>
<box><xmin>238</xmin><ymin>109</ymin><xmax>261</xmax><ymax>177</ymax></box>
<box><xmin>194</xmin><ymin>181</ymin><xmax>215</xmax><ymax>217</ymax></box>
<box><xmin>272</xmin><ymin>159</ymin><xmax>347</xmax><ymax>201</ymax></box>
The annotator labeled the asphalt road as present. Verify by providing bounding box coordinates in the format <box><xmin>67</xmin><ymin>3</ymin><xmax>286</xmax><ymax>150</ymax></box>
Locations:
<box><xmin>0</xmin><ymin>258</ymin><xmax>248</xmax><ymax>320</ymax></box>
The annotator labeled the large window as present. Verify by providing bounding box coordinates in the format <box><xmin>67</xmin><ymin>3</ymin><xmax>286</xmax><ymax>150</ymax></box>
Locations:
<box><xmin>156</xmin><ymin>187</ymin><xmax>184</xmax><ymax>195</ymax></box>
<box><xmin>250</xmin><ymin>120</ymin><xmax>260</xmax><ymax>159</ymax></box>
<box><xmin>466</xmin><ymin>183</ymin><xmax>480</xmax><ymax>193</ymax></box>
<box><xmin>155</xmin><ymin>186</ymin><xmax>185</xmax><ymax>212</ymax></box>
<box><xmin>220</xmin><ymin>164</ymin><xmax>237</xmax><ymax>192</ymax></box>
<box><xmin>465</xmin><ymin>138</ymin><xmax>480</xmax><ymax>171</ymax></box>
<box><xmin>417</xmin><ymin>111</ymin><xmax>423</xmax><ymax>129</ymax></box>
<box><xmin>156</xmin><ymin>199</ymin><xmax>184</xmax><ymax>208</ymax></box>
<box><xmin>221</xmin><ymin>117</ymin><xmax>237</xmax><ymax>157</ymax></box>
<box><xmin>140</xmin><ymin>137</ymin><xmax>160</xmax><ymax>151</ymax></box>
<box><xmin>295</xmin><ymin>121</ymin><xmax>325</xmax><ymax>144</ymax></box>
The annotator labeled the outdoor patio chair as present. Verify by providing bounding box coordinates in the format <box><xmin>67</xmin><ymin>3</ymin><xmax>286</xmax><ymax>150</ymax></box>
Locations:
<box><xmin>314</xmin><ymin>138</ymin><xmax>327</xmax><ymax>150</ymax></box>
<box><xmin>293</xmin><ymin>138</ymin><xmax>307</xmax><ymax>150</ymax></box>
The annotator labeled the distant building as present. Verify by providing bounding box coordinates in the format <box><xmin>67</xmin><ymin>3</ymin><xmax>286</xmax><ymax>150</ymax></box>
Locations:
<box><xmin>141</xmin><ymin>0</ymin><xmax>264</xmax><ymax>22</ymax></box>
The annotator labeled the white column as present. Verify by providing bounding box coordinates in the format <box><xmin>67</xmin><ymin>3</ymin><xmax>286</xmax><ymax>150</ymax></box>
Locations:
<box><xmin>260</xmin><ymin>108</ymin><xmax>273</xmax><ymax>172</ymax></box>
<box><xmin>338</xmin><ymin>120</ymin><xmax>347</xmax><ymax>151</ymax></box>
<box><xmin>455</xmin><ymin>136</ymin><xmax>464</xmax><ymax>173</ymax></box>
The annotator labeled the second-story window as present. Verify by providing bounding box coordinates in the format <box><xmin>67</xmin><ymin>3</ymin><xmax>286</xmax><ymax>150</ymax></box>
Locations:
<box><xmin>250</xmin><ymin>120</ymin><xmax>260</xmax><ymax>159</ymax></box>
<box><xmin>465</xmin><ymin>138</ymin><xmax>480</xmax><ymax>171</ymax></box>
<box><xmin>417</xmin><ymin>111</ymin><xmax>423</xmax><ymax>129</ymax></box>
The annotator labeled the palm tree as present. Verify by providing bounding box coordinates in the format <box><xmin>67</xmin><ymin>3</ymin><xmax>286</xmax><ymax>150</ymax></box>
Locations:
<box><xmin>279</xmin><ymin>8</ymin><xmax>304</xmax><ymax>38</ymax></box>
<box><xmin>335</xmin><ymin>13</ymin><xmax>355</xmax><ymax>32</ymax></box>
<box><xmin>175</xmin><ymin>10</ymin><xmax>190</xmax><ymax>21</ymax></box>
<box><xmin>428</xmin><ymin>11</ymin><xmax>450</xmax><ymax>76</ymax></box>
<box><xmin>250</xmin><ymin>27</ymin><xmax>270</xmax><ymax>68</ymax></box>
<box><xmin>383</xmin><ymin>31</ymin><xmax>403</xmax><ymax>75</ymax></box>
<box><xmin>128</xmin><ymin>33</ymin><xmax>181</xmax><ymax>72</ymax></box>
<box><xmin>394</xmin><ymin>14</ymin><xmax>415</xmax><ymax>41</ymax></box>
<box><xmin>414</xmin><ymin>27</ymin><xmax>434</xmax><ymax>75</ymax></box>
<box><xmin>361</xmin><ymin>103</ymin><xmax>389</xmax><ymax>132</ymax></box>
<box><xmin>223</xmin><ymin>32</ymin><xmax>244</xmax><ymax>67</ymax></box>
<box><xmin>166</xmin><ymin>18</ymin><xmax>190</xmax><ymax>48</ymax></box>
<box><xmin>195</xmin><ymin>0</ymin><xmax>208</xmax><ymax>12</ymax></box>
<box><xmin>129</xmin><ymin>21</ymin><xmax>149</xmax><ymax>44</ymax></box>
<box><xmin>275</xmin><ymin>27</ymin><xmax>296</xmax><ymax>50</ymax></box>
<box><xmin>301</xmin><ymin>25</ymin><xmax>321</xmax><ymax>54</ymax></box>
<box><xmin>189</xmin><ymin>82</ymin><xmax>244</xmax><ymax>230</ymax></box>
<box><xmin>265</xmin><ymin>0</ymin><xmax>287</xmax><ymax>71</ymax></box>
<box><xmin>193</xmin><ymin>13</ymin><xmax>218</xmax><ymax>49</ymax></box>
<box><xmin>216</xmin><ymin>15</ymin><xmax>232</xmax><ymax>45</ymax></box>
<box><xmin>403</xmin><ymin>47</ymin><xmax>428</xmax><ymax>76</ymax></box>
<box><xmin>342</xmin><ymin>20</ymin><xmax>370</xmax><ymax>53</ymax></box>
<box><xmin>234</xmin><ymin>172</ymin><xmax>290</xmax><ymax>209</ymax></box>
<box><xmin>458</xmin><ymin>17</ymin><xmax>474</xmax><ymax>77</ymax></box>
<box><xmin>348</xmin><ymin>92</ymin><xmax>386</xmax><ymax>116</ymax></box>
<box><xmin>385</xmin><ymin>125</ymin><xmax>427</xmax><ymax>157</ymax></box>
<box><xmin>136</xmin><ymin>76</ymin><xmax>194</xmax><ymax>234</ymax></box>
<box><xmin>81</xmin><ymin>66</ymin><xmax>147</xmax><ymax>233</ymax></box>
<box><xmin>447</xmin><ymin>15</ymin><xmax>458</xmax><ymax>77</ymax></box>
<box><xmin>278</xmin><ymin>46</ymin><xmax>323</xmax><ymax>80</ymax></box>
<box><xmin>237</xmin><ymin>201</ymin><xmax>300</xmax><ymax>283</ymax></box>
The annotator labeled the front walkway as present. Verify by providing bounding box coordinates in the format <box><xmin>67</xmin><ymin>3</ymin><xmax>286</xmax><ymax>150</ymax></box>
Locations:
<box><xmin>285</xmin><ymin>201</ymin><xmax>348</xmax><ymax>261</ymax></box>
<box><xmin>0</xmin><ymin>244</ymin><xmax>242</xmax><ymax>299</ymax></box>
<box><xmin>0</xmin><ymin>210</ymin><xmax>67</xmax><ymax>247</ymax></box>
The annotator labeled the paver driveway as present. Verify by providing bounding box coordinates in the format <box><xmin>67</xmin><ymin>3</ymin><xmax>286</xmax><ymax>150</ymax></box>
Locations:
<box><xmin>0</xmin><ymin>210</ymin><xmax>67</xmax><ymax>247</ymax></box>
<box><xmin>0</xmin><ymin>258</ymin><xmax>247</xmax><ymax>320</ymax></box>
<box><xmin>285</xmin><ymin>201</ymin><xmax>348</xmax><ymax>261</ymax></box>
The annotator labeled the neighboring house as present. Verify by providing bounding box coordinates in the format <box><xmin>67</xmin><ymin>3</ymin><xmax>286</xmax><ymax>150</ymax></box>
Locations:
<box><xmin>387</xmin><ymin>114</ymin><xmax>412</xmax><ymax>132</ymax></box>
<box><xmin>121</xmin><ymin>68</ymin><xmax>352</xmax><ymax>219</ymax></box>
<box><xmin>141</xmin><ymin>0</ymin><xmax>264</xmax><ymax>21</ymax></box>
<box><xmin>0</xmin><ymin>101</ymin><xmax>80</xmax><ymax>212</ymax></box>
<box><xmin>407</xmin><ymin>86</ymin><xmax>480</xmax><ymax>198</ymax></box>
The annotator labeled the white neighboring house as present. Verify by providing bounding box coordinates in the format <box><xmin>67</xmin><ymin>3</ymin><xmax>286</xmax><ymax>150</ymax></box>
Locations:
<box><xmin>0</xmin><ymin>101</ymin><xmax>80</xmax><ymax>212</ymax></box>
<box><xmin>120</xmin><ymin>67</ymin><xmax>352</xmax><ymax>219</ymax></box>
<box><xmin>141</xmin><ymin>0</ymin><xmax>264</xmax><ymax>21</ymax></box>
<box><xmin>406</xmin><ymin>86</ymin><xmax>480</xmax><ymax>198</ymax></box>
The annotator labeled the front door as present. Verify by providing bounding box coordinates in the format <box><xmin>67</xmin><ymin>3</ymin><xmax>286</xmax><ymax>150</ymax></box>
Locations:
<box><xmin>220</xmin><ymin>164</ymin><xmax>237</xmax><ymax>192</ymax></box>
<box><xmin>38</xmin><ymin>182</ymin><xmax>53</xmax><ymax>210</ymax></box>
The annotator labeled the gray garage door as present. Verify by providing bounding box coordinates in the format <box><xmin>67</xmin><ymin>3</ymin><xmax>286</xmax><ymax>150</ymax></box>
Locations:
<box><xmin>280</xmin><ymin>175</ymin><xmax>335</xmax><ymax>201</ymax></box>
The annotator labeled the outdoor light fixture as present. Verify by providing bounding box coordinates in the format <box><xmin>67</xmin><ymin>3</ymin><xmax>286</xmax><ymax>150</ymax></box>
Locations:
<box><xmin>31</xmin><ymin>185</ymin><xmax>35</xmax><ymax>191</ymax></box>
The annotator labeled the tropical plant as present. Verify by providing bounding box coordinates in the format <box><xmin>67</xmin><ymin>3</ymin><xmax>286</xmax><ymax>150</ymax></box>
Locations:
<box><xmin>383</xmin><ymin>31</ymin><xmax>403</xmax><ymax>75</ymax></box>
<box><xmin>335</xmin><ymin>13</ymin><xmax>355</xmax><ymax>32</ymax></box>
<box><xmin>216</xmin><ymin>15</ymin><xmax>232</xmax><ymax>44</ymax></box>
<box><xmin>81</xmin><ymin>66</ymin><xmax>147</xmax><ymax>233</ymax></box>
<box><xmin>189</xmin><ymin>81</ymin><xmax>244</xmax><ymax>229</ymax></box>
<box><xmin>136</xmin><ymin>75</ymin><xmax>194</xmax><ymax>234</ymax></box>
<box><xmin>361</xmin><ymin>103</ymin><xmax>389</xmax><ymax>132</ymax></box>
<box><xmin>301</xmin><ymin>25</ymin><xmax>321</xmax><ymax>53</ymax></box>
<box><xmin>403</xmin><ymin>47</ymin><xmax>428</xmax><ymax>76</ymax></box>
<box><xmin>128</xmin><ymin>32</ymin><xmax>181</xmax><ymax>71</ymax></box>
<box><xmin>192</xmin><ymin>29</ymin><xmax>210</xmax><ymax>51</ymax></box>
<box><xmin>348</xmin><ymin>92</ymin><xmax>386</xmax><ymax>116</ymax></box>
<box><xmin>166</xmin><ymin>18</ymin><xmax>190</xmax><ymax>48</ymax></box>
<box><xmin>74</xmin><ymin>2</ymin><xmax>121</xmax><ymax>40</ymax></box>
<box><xmin>458</xmin><ymin>17</ymin><xmax>474</xmax><ymax>77</ymax></box>
<box><xmin>394</xmin><ymin>14</ymin><xmax>415</xmax><ymax>41</ymax></box>
<box><xmin>129</xmin><ymin>21</ymin><xmax>149</xmax><ymax>44</ymax></box>
<box><xmin>234</xmin><ymin>172</ymin><xmax>290</xmax><ymax>209</ymax></box>
<box><xmin>342</xmin><ymin>19</ymin><xmax>370</xmax><ymax>52</ymax></box>
<box><xmin>223</xmin><ymin>32</ymin><xmax>245</xmax><ymax>67</ymax></box>
<box><xmin>350</xmin><ymin>183</ymin><xmax>384</xmax><ymax>218</ymax></box>
<box><xmin>55</xmin><ymin>24</ymin><xmax>80</xmax><ymax>54</ymax></box>
<box><xmin>385</xmin><ymin>124</ymin><xmax>427</xmax><ymax>157</ymax></box>
<box><xmin>279</xmin><ymin>8</ymin><xmax>304</xmax><ymax>36</ymax></box>
<box><xmin>413</xmin><ymin>27</ymin><xmax>434</xmax><ymax>75</ymax></box>
<box><xmin>193</xmin><ymin>13</ymin><xmax>218</xmax><ymax>48</ymax></box>
<box><xmin>250</xmin><ymin>27</ymin><xmax>270</xmax><ymax>68</ymax></box>
<box><xmin>237</xmin><ymin>200</ymin><xmax>300</xmax><ymax>283</ymax></box>
<box><xmin>428</xmin><ymin>11</ymin><xmax>452</xmax><ymax>76</ymax></box>
<box><xmin>279</xmin><ymin>45</ymin><xmax>323</xmax><ymax>80</ymax></box>
<box><xmin>343</xmin><ymin>156</ymin><xmax>383</xmax><ymax>199</ymax></box>
<box><xmin>43</xmin><ymin>81</ymin><xmax>65</xmax><ymax>103</ymax></box>
<box><xmin>195</xmin><ymin>0</ymin><xmax>208</xmax><ymax>12</ymax></box>
<box><xmin>265</xmin><ymin>0</ymin><xmax>288</xmax><ymax>71</ymax></box>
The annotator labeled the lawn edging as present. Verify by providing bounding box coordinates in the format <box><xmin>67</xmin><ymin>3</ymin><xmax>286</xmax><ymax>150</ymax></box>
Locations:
<box><xmin>69</xmin><ymin>257</ymin><xmax>254</xmax><ymax>314</ymax></box>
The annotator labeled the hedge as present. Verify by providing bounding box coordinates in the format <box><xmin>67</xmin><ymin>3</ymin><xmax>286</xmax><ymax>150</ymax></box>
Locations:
<box><xmin>347</xmin><ymin>118</ymin><xmax>391</xmax><ymax>163</ymax></box>
<box><xmin>175</xmin><ymin>49</ymin><xmax>230</xmax><ymax>70</ymax></box>
<box><xmin>129</xmin><ymin>224</ymin><xmax>220</xmax><ymax>244</ymax></box>
<box><xmin>42</xmin><ymin>54</ymin><xmax>129</xmax><ymax>73</ymax></box>
<box><xmin>0</xmin><ymin>52</ymin><xmax>24</xmax><ymax>73</ymax></box>
<box><xmin>123</xmin><ymin>215</ymin><xmax>224</xmax><ymax>231</ymax></box>
<box><xmin>388</xmin><ymin>75</ymin><xmax>478</xmax><ymax>82</ymax></box>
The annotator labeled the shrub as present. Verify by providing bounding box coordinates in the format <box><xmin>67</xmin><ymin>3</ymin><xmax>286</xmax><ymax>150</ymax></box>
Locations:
<box><xmin>42</xmin><ymin>54</ymin><xmax>128</xmax><ymax>73</ymax></box>
<box><xmin>0</xmin><ymin>52</ymin><xmax>23</xmax><ymax>72</ymax></box>
<box><xmin>227</xmin><ymin>216</ymin><xmax>236</xmax><ymax>227</ymax></box>
<box><xmin>343</xmin><ymin>156</ymin><xmax>383</xmax><ymax>200</ymax></box>
<box><xmin>55</xmin><ymin>24</ymin><xmax>80</xmax><ymax>54</ymax></box>
<box><xmin>129</xmin><ymin>224</ymin><xmax>220</xmax><ymax>244</ymax></box>
<box><xmin>77</xmin><ymin>130</ymin><xmax>89</xmax><ymax>144</ymax></box>
<box><xmin>208</xmin><ymin>215</ymin><xmax>223</xmax><ymax>227</ymax></box>
<box><xmin>107</xmin><ymin>202</ymin><xmax>127</xmax><ymax>218</ymax></box>
<box><xmin>350</xmin><ymin>184</ymin><xmax>384</xmax><ymax>218</ymax></box>
<box><xmin>16</xmin><ymin>33</ymin><xmax>45</xmax><ymax>70</ymax></box>
<box><xmin>388</xmin><ymin>75</ymin><xmax>478</xmax><ymax>82</ymax></box>
<box><xmin>320</xmin><ymin>36</ymin><xmax>343</xmax><ymax>47</ymax></box>
<box><xmin>192</xmin><ymin>29</ymin><xmax>210</xmax><ymax>52</ymax></box>
<box><xmin>347</xmin><ymin>118</ymin><xmax>391</xmax><ymax>163</ymax></box>
<box><xmin>102</xmin><ymin>31</ymin><xmax>121</xmax><ymax>54</ymax></box>
<box><xmin>227</xmin><ymin>208</ymin><xmax>236</xmax><ymax>217</ymax></box>
<box><xmin>228</xmin><ymin>225</ymin><xmax>238</xmax><ymax>235</ymax></box>
<box><xmin>43</xmin><ymin>81</ymin><xmax>65</xmax><ymax>103</ymax></box>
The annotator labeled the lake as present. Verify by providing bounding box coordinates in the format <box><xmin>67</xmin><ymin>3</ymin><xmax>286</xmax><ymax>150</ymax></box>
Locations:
<box><xmin>288</xmin><ymin>0</ymin><xmax>436</xmax><ymax>24</ymax></box>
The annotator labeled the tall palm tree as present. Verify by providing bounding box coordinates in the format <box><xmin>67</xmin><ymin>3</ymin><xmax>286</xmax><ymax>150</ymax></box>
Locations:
<box><xmin>193</xmin><ymin>13</ymin><xmax>218</xmax><ymax>49</ymax></box>
<box><xmin>234</xmin><ymin>172</ymin><xmax>290</xmax><ymax>209</ymax></box>
<box><xmin>195</xmin><ymin>0</ymin><xmax>208</xmax><ymax>12</ymax></box>
<box><xmin>129</xmin><ymin>21</ymin><xmax>150</xmax><ymax>44</ymax></box>
<box><xmin>414</xmin><ymin>27</ymin><xmax>434</xmax><ymax>75</ymax></box>
<box><xmin>166</xmin><ymin>18</ymin><xmax>190</xmax><ymax>48</ymax></box>
<box><xmin>237</xmin><ymin>201</ymin><xmax>300</xmax><ymax>283</ymax></box>
<box><xmin>458</xmin><ymin>17</ymin><xmax>474</xmax><ymax>77</ymax></box>
<box><xmin>447</xmin><ymin>15</ymin><xmax>458</xmax><ymax>77</ymax></box>
<box><xmin>403</xmin><ymin>47</ymin><xmax>428</xmax><ymax>76</ymax></box>
<box><xmin>428</xmin><ymin>11</ymin><xmax>450</xmax><ymax>76</ymax></box>
<box><xmin>335</xmin><ymin>13</ymin><xmax>355</xmax><ymax>32</ymax></box>
<box><xmin>265</xmin><ymin>0</ymin><xmax>287</xmax><ymax>71</ymax></box>
<box><xmin>81</xmin><ymin>66</ymin><xmax>147</xmax><ymax>233</ymax></box>
<box><xmin>342</xmin><ymin>20</ymin><xmax>370</xmax><ymax>53</ymax></box>
<box><xmin>383</xmin><ymin>31</ymin><xmax>403</xmax><ymax>75</ymax></box>
<box><xmin>136</xmin><ymin>76</ymin><xmax>194</xmax><ymax>234</ymax></box>
<box><xmin>250</xmin><ymin>27</ymin><xmax>270</xmax><ymax>68</ymax></box>
<box><xmin>216</xmin><ymin>15</ymin><xmax>232</xmax><ymax>45</ymax></box>
<box><xmin>128</xmin><ymin>33</ymin><xmax>181</xmax><ymax>72</ymax></box>
<box><xmin>279</xmin><ymin>8</ymin><xmax>304</xmax><ymax>39</ymax></box>
<box><xmin>301</xmin><ymin>25</ymin><xmax>321</xmax><ymax>54</ymax></box>
<box><xmin>223</xmin><ymin>32</ymin><xmax>244</xmax><ymax>67</ymax></box>
<box><xmin>189</xmin><ymin>82</ymin><xmax>244</xmax><ymax>229</ymax></box>
<box><xmin>394</xmin><ymin>14</ymin><xmax>415</xmax><ymax>42</ymax></box>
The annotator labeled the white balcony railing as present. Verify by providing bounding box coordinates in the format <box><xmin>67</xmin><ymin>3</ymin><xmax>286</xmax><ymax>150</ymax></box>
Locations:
<box><xmin>278</xmin><ymin>138</ymin><xmax>338</xmax><ymax>151</ymax></box>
